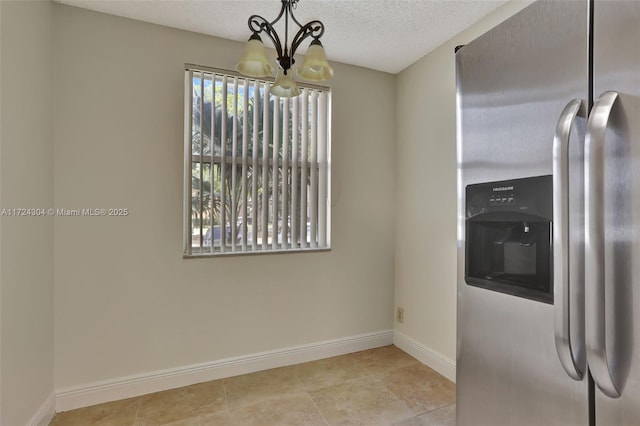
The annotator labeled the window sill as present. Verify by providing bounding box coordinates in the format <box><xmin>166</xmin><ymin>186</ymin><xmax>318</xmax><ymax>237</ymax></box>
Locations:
<box><xmin>183</xmin><ymin>247</ymin><xmax>332</xmax><ymax>259</ymax></box>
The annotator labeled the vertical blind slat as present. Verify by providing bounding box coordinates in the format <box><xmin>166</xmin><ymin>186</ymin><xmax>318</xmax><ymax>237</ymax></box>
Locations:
<box><xmin>281</xmin><ymin>98</ymin><xmax>290</xmax><ymax>250</ymax></box>
<box><xmin>198</xmin><ymin>74</ymin><xmax>204</xmax><ymax>251</ymax></box>
<box><xmin>231</xmin><ymin>77</ymin><xmax>239</xmax><ymax>251</ymax></box>
<box><xmin>209</xmin><ymin>74</ymin><xmax>216</xmax><ymax>253</ymax></box>
<box><xmin>309</xmin><ymin>91</ymin><xmax>318</xmax><ymax>249</ymax></box>
<box><xmin>220</xmin><ymin>77</ymin><xmax>228</xmax><ymax>252</ymax></box>
<box><xmin>241</xmin><ymin>78</ymin><xmax>249</xmax><ymax>251</ymax></box>
<box><xmin>325</xmin><ymin>92</ymin><xmax>332</xmax><ymax>247</ymax></box>
<box><xmin>272</xmin><ymin>95</ymin><xmax>280</xmax><ymax>250</ymax></box>
<box><xmin>318</xmin><ymin>92</ymin><xmax>328</xmax><ymax>248</ymax></box>
<box><xmin>251</xmin><ymin>80</ymin><xmax>260</xmax><ymax>250</ymax></box>
<box><xmin>261</xmin><ymin>83</ymin><xmax>270</xmax><ymax>249</ymax></box>
<box><xmin>299</xmin><ymin>89</ymin><xmax>309</xmax><ymax>249</ymax></box>
<box><xmin>185</xmin><ymin>70</ymin><xmax>194</xmax><ymax>255</ymax></box>
<box><xmin>291</xmin><ymin>96</ymin><xmax>299</xmax><ymax>248</ymax></box>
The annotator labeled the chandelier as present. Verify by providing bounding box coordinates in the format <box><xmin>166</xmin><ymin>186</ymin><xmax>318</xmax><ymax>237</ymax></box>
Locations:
<box><xmin>236</xmin><ymin>0</ymin><xmax>334</xmax><ymax>98</ymax></box>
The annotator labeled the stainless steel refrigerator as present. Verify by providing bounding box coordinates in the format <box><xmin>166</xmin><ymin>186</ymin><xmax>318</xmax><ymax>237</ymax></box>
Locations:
<box><xmin>455</xmin><ymin>0</ymin><xmax>640</xmax><ymax>424</ymax></box>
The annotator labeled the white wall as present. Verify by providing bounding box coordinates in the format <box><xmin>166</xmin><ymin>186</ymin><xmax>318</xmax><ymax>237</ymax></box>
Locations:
<box><xmin>53</xmin><ymin>4</ymin><xmax>396</xmax><ymax>394</ymax></box>
<box><xmin>0</xmin><ymin>1</ymin><xmax>55</xmax><ymax>424</ymax></box>
<box><xmin>393</xmin><ymin>0</ymin><xmax>533</xmax><ymax>374</ymax></box>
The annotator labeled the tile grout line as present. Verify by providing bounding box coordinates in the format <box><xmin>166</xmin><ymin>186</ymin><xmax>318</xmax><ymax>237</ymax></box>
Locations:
<box><xmin>418</xmin><ymin>402</ymin><xmax>456</xmax><ymax>417</ymax></box>
<box><xmin>221</xmin><ymin>378</ymin><xmax>232</xmax><ymax>424</ymax></box>
<box><xmin>351</xmin><ymin>349</ymin><xmax>434</xmax><ymax>422</ymax></box>
<box><xmin>376</xmin><ymin>371</ymin><xmax>419</xmax><ymax>422</ymax></box>
<box><xmin>131</xmin><ymin>396</ymin><xmax>143</xmax><ymax>426</ymax></box>
<box><xmin>310</xmin><ymin>350</ymin><xmax>395</xmax><ymax>425</ymax></box>
<box><xmin>381</xmin><ymin>361</ymin><xmax>457</xmax><ymax>421</ymax></box>
<box><xmin>293</xmin><ymin>352</ymin><xmax>375</xmax><ymax>425</ymax></box>
<box><xmin>292</xmin><ymin>363</ymin><xmax>332</xmax><ymax>425</ymax></box>
<box><xmin>305</xmin><ymin>391</ymin><xmax>331</xmax><ymax>426</ymax></box>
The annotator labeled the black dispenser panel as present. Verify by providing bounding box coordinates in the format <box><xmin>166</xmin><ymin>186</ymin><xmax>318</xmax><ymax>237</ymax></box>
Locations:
<box><xmin>465</xmin><ymin>175</ymin><xmax>553</xmax><ymax>304</ymax></box>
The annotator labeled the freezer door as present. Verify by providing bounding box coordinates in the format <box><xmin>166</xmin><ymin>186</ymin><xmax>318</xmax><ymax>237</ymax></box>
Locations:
<box><xmin>590</xmin><ymin>1</ymin><xmax>640</xmax><ymax>424</ymax></box>
<box><xmin>456</xmin><ymin>1</ymin><xmax>589</xmax><ymax>425</ymax></box>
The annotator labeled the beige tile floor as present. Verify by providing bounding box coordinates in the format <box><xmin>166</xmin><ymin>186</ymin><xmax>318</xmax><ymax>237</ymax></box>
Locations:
<box><xmin>50</xmin><ymin>345</ymin><xmax>456</xmax><ymax>426</ymax></box>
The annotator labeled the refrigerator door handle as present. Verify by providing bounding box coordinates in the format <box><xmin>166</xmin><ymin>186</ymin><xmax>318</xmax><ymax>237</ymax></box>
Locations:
<box><xmin>585</xmin><ymin>91</ymin><xmax>621</xmax><ymax>398</ymax></box>
<box><xmin>553</xmin><ymin>99</ymin><xmax>584</xmax><ymax>381</ymax></box>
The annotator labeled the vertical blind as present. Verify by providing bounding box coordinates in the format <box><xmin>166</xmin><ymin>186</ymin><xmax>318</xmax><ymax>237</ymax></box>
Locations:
<box><xmin>184</xmin><ymin>65</ymin><xmax>331</xmax><ymax>256</ymax></box>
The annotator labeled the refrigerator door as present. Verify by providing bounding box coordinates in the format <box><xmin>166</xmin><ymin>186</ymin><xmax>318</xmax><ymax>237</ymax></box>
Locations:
<box><xmin>590</xmin><ymin>1</ymin><xmax>640</xmax><ymax>424</ymax></box>
<box><xmin>456</xmin><ymin>1</ymin><xmax>589</xmax><ymax>425</ymax></box>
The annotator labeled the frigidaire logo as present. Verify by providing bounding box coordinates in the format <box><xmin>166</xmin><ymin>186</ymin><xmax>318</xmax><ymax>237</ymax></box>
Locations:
<box><xmin>493</xmin><ymin>186</ymin><xmax>514</xmax><ymax>192</ymax></box>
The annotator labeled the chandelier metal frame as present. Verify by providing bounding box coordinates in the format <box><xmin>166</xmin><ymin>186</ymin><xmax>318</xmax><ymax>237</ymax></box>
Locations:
<box><xmin>246</xmin><ymin>0</ymin><xmax>326</xmax><ymax>74</ymax></box>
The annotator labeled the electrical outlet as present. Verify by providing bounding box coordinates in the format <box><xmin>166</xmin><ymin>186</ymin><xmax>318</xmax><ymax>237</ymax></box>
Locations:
<box><xmin>396</xmin><ymin>307</ymin><xmax>404</xmax><ymax>324</ymax></box>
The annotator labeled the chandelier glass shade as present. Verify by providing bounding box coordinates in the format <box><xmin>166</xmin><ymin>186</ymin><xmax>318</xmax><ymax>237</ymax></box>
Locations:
<box><xmin>236</xmin><ymin>36</ymin><xmax>274</xmax><ymax>78</ymax></box>
<box><xmin>236</xmin><ymin>0</ymin><xmax>333</xmax><ymax>97</ymax></box>
<box><xmin>297</xmin><ymin>39</ymin><xmax>334</xmax><ymax>81</ymax></box>
<box><xmin>271</xmin><ymin>69</ymin><xmax>302</xmax><ymax>97</ymax></box>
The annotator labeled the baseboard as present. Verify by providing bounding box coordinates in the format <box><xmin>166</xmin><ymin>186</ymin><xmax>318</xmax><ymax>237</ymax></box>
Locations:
<box><xmin>55</xmin><ymin>330</ymin><xmax>393</xmax><ymax>412</ymax></box>
<box><xmin>393</xmin><ymin>330</ymin><xmax>456</xmax><ymax>383</ymax></box>
<box><xmin>28</xmin><ymin>393</ymin><xmax>55</xmax><ymax>426</ymax></box>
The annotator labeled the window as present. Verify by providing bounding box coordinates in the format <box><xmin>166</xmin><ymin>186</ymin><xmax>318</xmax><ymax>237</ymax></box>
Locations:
<box><xmin>184</xmin><ymin>64</ymin><xmax>331</xmax><ymax>256</ymax></box>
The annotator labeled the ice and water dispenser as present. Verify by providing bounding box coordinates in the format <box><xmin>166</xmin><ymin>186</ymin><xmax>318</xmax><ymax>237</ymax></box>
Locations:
<box><xmin>465</xmin><ymin>175</ymin><xmax>553</xmax><ymax>303</ymax></box>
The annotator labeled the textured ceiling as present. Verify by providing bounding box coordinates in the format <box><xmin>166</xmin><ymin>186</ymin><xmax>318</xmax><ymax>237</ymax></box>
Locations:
<box><xmin>54</xmin><ymin>0</ymin><xmax>510</xmax><ymax>74</ymax></box>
